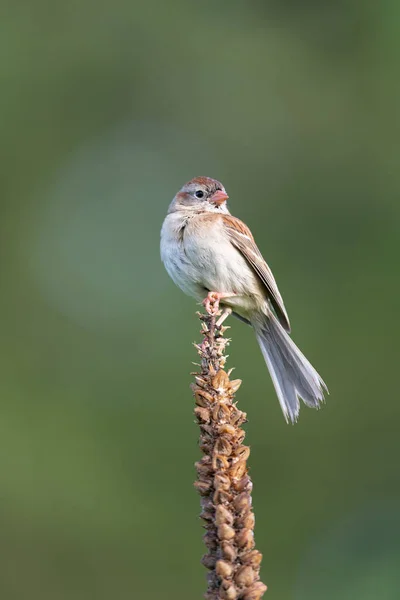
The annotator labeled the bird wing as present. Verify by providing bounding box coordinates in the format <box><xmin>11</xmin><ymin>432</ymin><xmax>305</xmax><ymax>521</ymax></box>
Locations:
<box><xmin>222</xmin><ymin>214</ymin><xmax>291</xmax><ymax>332</ymax></box>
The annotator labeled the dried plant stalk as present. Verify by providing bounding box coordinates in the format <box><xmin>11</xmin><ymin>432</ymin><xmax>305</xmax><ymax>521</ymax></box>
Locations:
<box><xmin>192</xmin><ymin>306</ymin><xmax>267</xmax><ymax>600</ymax></box>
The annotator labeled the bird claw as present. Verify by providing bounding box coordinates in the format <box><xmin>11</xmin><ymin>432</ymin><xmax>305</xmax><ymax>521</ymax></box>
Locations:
<box><xmin>202</xmin><ymin>292</ymin><xmax>222</xmax><ymax>316</ymax></box>
<box><xmin>202</xmin><ymin>292</ymin><xmax>236</xmax><ymax>321</ymax></box>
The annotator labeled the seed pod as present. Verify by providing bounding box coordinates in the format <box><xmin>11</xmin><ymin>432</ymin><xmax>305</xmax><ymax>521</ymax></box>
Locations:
<box><xmin>194</xmin><ymin>391</ymin><xmax>208</xmax><ymax>407</ymax></box>
<box><xmin>242</xmin><ymin>582</ymin><xmax>268</xmax><ymax>600</ymax></box>
<box><xmin>194</xmin><ymin>376</ymin><xmax>208</xmax><ymax>389</ymax></box>
<box><xmin>200</xmin><ymin>497</ymin><xmax>214</xmax><ymax>511</ymax></box>
<box><xmin>196</xmin><ymin>456</ymin><xmax>212</xmax><ymax>472</ymax></box>
<box><xmin>215</xmin><ymin>438</ymin><xmax>232</xmax><ymax>456</ymax></box>
<box><xmin>235</xmin><ymin>565</ymin><xmax>255</xmax><ymax>588</ymax></box>
<box><xmin>241</xmin><ymin>550</ymin><xmax>263</xmax><ymax>568</ymax></box>
<box><xmin>199</xmin><ymin>441</ymin><xmax>211</xmax><ymax>453</ymax></box>
<box><xmin>201</xmin><ymin>553</ymin><xmax>216</xmax><ymax>570</ymax></box>
<box><xmin>217</xmin><ymin>523</ymin><xmax>235</xmax><ymax>540</ymax></box>
<box><xmin>194</xmin><ymin>480</ymin><xmax>211</xmax><ymax>495</ymax></box>
<box><xmin>200</xmin><ymin>509</ymin><xmax>214</xmax><ymax>522</ymax></box>
<box><xmin>201</xmin><ymin>424</ymin><xmax>214</xmax><ymax>436</ymax></box>
<box><xmin>229</xmin><ymin>379</ymin><xmax>242</xmax><ymax>393</ymax></box>
<box><xmin>235</xmin><ymin>430</ymin><xmax>246</xmax><ymax>444</ymax></box>
<box><xmin>233</xmin><ymin>492</ymin><xmax>252</xmax><ymax>513</ymax></box>
<box><xmin>237</xmin><ymin>445</ymin><xmax>251</xmax><ymax>461</ymax></box>
<box><xmin>236</xmin><ymin>528</ymin><xmax>255</xmax><ymax>550</ymax></box>
<box><xmin>214</xmin><ymin>473</ymin><xmax>231</xmax><ymax>491</ymax></box>
<box><xmin>213</xmin><ymin>488</ymin><xmax>233</xmax><ymax>505</ymax></box>
<box><xmin>230</xmin><ymin>460</ymin><xmax>247</xmax><ymax>481</ymax></box>
<box><xmin>215</xmin><ymin>504</ymin><xmax>234</xmax><ymax>526</ymax></box>
<box><xmin>233</xmin><ymin>475</ymin><xmax>252</xmax><ymax>493</ymax></box>
<box><xmin>207</xmin><ymin>571</ymin><xmax>218</xmax><ymax>587</ymax></box>
<box><xmin>220</xmin><ymin>584</ymin><xmax>237</xmax><ymax>600</ymax></box>
<box><xmin>241</xmin><ymin>512</ymin><xmax>255</xmax><ymax>530</ymax></box>
<box><xmin>194</xmin><ymin>407</ymin><xmax>210</xmax><ymax>422</ymax></box>
<box><xmin>220</xmin><ymin>541</ymin><xmax>237</xmax><ymax>562</ymax></box>
<box><xmin>213</xmin><ymin>454</ymin><xmax>230</xmax><ymax>470</ymax></box>
<box><xmin>203</xmin><ymin>531</ymin><xmax>218</xmax><ymax>550</ymax></box>
<box><xmin>215</xmin><ymin>560</ymin><xmax>233</xmax><ymax>579</ymax></box>
<box><xmin>218</xmin><ymin>423</ymin><xmax>236</xmax><ymax>436</ymax></box>
<box><xmin>212</xmin><ymin>369</ymin><xmax>229</xmax><ymax>390</ymax></box>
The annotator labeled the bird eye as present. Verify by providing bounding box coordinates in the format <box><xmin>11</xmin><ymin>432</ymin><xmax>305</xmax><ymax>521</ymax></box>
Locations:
<box><xmin>195</xmin><ymin>190</ymin><xmax>204</xmax><ymax>199</ymax></box>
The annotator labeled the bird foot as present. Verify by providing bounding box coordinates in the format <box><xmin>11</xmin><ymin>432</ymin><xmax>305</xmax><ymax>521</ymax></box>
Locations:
<box><xmin>202</xmin><ymin>292</ymin><xmax>233</xmax><ymax>316</ymax></box>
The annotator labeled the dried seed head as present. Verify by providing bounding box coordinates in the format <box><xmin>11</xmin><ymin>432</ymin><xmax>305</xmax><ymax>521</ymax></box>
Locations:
<box><xmin>215</xmin><ymin>560</ymin><xmax>233</xmax><ymax>579</ymax></box>
<box><xmin>194</xmin><ymin>309</ymin><xmax>265</xmax><ymax>599</ymax></box>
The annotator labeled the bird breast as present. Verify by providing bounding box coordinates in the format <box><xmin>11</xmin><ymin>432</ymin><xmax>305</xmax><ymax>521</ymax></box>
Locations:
<box><xmin>161</xmin><ymin>212</ymin><xmax>265</xmax><ymax>315</ymax></box>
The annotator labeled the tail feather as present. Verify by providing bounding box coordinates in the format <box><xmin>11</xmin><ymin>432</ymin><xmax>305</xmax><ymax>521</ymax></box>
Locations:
<box><xmin>253</xmin><ymin>313</ymin><xmax>327</xmax><ymax>423</ymax></box>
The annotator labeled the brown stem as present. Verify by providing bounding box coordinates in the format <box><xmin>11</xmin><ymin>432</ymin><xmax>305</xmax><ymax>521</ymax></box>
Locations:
<box><xmin>192</xmin><ymin>303</ymin><xmax>267</xmax><ymax>600</ymax></box>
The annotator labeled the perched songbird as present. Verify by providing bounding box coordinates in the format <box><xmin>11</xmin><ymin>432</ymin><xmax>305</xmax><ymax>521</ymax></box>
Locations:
<box><xmin>160</xmin><ymin>176</ymin><xmax>327</xmax><ymax>423</ymax></box>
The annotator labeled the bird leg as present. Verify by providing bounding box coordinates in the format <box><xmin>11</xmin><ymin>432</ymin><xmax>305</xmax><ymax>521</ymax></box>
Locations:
<box><xmin>202</xmin><ymin>292</ymin><xmax>235</xmax><ymax>316</ymax></box>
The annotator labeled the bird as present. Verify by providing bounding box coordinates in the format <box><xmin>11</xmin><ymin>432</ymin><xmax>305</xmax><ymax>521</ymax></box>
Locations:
<box><xmin>160</xmin><ymin>176</ymin><xmax>327</xmax><ymax>423</ymax></box>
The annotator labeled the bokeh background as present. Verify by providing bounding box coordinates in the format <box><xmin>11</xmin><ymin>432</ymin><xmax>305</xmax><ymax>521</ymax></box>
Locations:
<box><xmin>1</xmin><ymin>1</ymin><xmax>400</xmax><ymax>599</ymax></box>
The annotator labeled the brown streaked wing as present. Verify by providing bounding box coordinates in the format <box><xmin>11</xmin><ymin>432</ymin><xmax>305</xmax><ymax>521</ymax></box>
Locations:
<box><xmin>222</xmin><ymin>214</ymin><xmax>291</xmax><ymax>332</ymax></box>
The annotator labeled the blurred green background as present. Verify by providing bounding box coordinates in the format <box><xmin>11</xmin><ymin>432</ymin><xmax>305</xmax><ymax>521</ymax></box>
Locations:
<box><xmin>1</xmin><ymin>1</ymin><xmax>400</xmax><ymax>598</ymax></box>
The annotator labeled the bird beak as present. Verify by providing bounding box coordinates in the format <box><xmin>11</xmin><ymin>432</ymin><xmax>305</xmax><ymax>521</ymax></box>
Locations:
<box><xmin>210</xmin><ymin>190</ymin><xmax>229</xmax><ymax>206</ymax></box>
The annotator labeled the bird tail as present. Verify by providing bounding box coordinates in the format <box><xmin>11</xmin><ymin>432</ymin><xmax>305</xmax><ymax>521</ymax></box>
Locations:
<box><xmin>252</xmin><ymin>313</ymin><xmax>327</xmax><ymax>423</ymax></box>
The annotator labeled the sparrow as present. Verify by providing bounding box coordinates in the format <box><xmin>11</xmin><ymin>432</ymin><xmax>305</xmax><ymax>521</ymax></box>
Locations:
<box><xmin>160</xmin><ymin>176</ymin><xmax>327</xmax><ymax>423</ymax></box>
